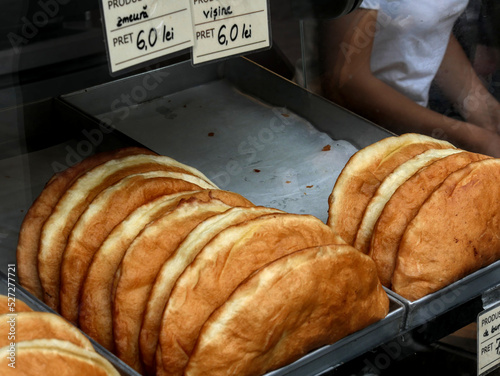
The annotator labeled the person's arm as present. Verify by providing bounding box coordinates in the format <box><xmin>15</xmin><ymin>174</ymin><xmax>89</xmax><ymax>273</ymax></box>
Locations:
<box><xmin>434</xmin><ymin>34</ymin><xmax>500</xmax><ymax>133</ymax></box>
<box><xmin>319</xmin><ymin>9</ymin><xmax>500</xmax><ymax>157</ymax></box>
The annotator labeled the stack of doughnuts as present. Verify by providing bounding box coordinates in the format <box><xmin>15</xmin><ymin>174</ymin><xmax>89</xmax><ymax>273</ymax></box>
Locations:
<box><xmin>16</xmin><ymin>147</ymin><xmax>389</xmax><ymax>375</ymax></box>
<box><xmin>0</xmin><ymin>295</ymin><xmax>119</xmax><ymax>375</ymax></box>
<box><xmin>328</xmin><ymin>133</ymin><xmax>500</xmax><ymax>301</ymax></box>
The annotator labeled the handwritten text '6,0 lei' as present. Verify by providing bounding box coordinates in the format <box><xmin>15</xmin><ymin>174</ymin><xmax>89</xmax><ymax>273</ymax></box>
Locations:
<box><xmin>216</xmin><ymin>23</ymin><xmax>252</xmax><ymax>47</ymax></box>
<box><xmin>134</xmin><ymin>25</ymin><xmax>175</xmax><ymax>51</ymax></box>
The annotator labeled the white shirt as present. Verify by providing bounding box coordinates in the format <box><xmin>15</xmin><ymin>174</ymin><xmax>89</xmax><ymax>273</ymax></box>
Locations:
<box><xmin>360</xmin><ymin>0</ymin><xmax>469</xmax><ymax>106</ymax></box>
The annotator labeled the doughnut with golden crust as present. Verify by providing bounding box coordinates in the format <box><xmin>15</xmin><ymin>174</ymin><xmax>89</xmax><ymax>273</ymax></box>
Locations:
<box><xmin>185</xmin><ymin>244</ymin><xmax>389</xmax><ymax>376</ymax></box>
<box><xmin>392</xmin><ymin>159</ymin><xmax>500</xmax><ymax>300</ymax></box>
<box><xmin>157</xmin><ymin>212</ymin><xmax>343</xmax><ymax>376</ymax></box>
<box><xmin>112</xmin><ymin>198</ymin><xmax>234</xmax><ymax>373</ymax></box>
<box><xmin>0</xmin><ymin>339</ymin><xmax>119</xmax><ymax>375</ymax></box>
<box><xmin>354</xmin><ymin>148</ymin><xmax>462</xmax><ymax>253</ymax></box>
<box><xmin>17</xmin><ymin>147</ymin><xmax>154</xmax><ymax>299</ymax></box>
<box><xmin>327</xmin><ymin>133</ymin><xmax>455</xmax><ymax>246</ymax></box>
<box><xmin>59</xmin><ymin>170</ymin><xmax>216</xmax><ymax>324</ymax></box>
<box><xmin>139</xmin><ymin>205</ymin><xmax>281</xmax><ymax>374</ymax></box>
<box><xmin>370</xmin><ymin>151</ymin><xmax>489</xmax><ymax>287</ymax></box>
<box><xmin>79</xmin><ymin>189</ymin><xmax>253</xmax><ymax>351</ymax></box>
<box><xmin>79</xmin><ymin>190</ymin><xmax>253</xmax><ymax>352</ymax></box>
<box><xmin>0</xmin><ymin>312</ymin><xmax>93</xmax><ymax>350</ymax></box>
<box><xmin>38</xmin><ymin>153</ymin><xmax>217</xmax><ymax>311</ymax></box>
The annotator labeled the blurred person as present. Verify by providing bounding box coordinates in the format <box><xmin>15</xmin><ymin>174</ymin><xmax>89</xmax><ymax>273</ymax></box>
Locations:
<box><xmin>319</xmin><ymin>0</ymin><xmax>500</xmax><ymax>157</ymax></box>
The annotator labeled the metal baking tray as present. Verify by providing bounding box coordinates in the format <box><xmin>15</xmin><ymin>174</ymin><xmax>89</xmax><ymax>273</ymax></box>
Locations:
<box><xmin>0</xmin><ymin>271</ymin><xmax>141</xmax><ymax>376</ymax></box>
<box><xmin>58</xmin><ymin>57</ymin><xmax>392</xmax><ymax>223</ymax></box>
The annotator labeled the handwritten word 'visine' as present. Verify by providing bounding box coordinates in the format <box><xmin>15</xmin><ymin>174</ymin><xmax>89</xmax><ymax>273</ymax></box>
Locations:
<box><xmin>203</xmin><ymin>6</ymin><xmax>232</xmax><ymax>21</ymax></box>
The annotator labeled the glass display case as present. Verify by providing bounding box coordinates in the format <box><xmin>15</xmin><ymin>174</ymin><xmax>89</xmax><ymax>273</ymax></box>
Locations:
<box><xmin>1</xmin><ymin>1</ymin><xmax>499</xmax><ymax>375</ymax></box>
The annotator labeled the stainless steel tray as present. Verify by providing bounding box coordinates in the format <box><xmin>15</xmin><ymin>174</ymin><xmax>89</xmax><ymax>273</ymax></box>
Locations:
<box><xmin>59</xmin><ymin>57</ymin><xmax>392</xmax><ymax>223</ymax></box>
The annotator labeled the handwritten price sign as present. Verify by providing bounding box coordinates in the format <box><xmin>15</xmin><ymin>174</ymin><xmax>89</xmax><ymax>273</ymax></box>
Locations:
<box><xmin>101</xmin><ymin>0</ymin><xmax>194</xmax><ymax>73</ymax></box>
<box><xmin>191</xmin><ymin>0</ymin><xmax>270</xmax><ymax>64</ymax></box>
<box><xmin>478</xmin><ymin>303</ymin><xmax>500</xmax><ymax>375</ymax></box>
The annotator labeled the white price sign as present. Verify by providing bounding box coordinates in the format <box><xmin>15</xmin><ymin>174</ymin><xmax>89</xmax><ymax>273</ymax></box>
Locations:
<box><xmin>191</xmin><ymin>0</ymin><xmax>271</xmax><ymax>65</ymax></box>
<box><xmin>478</xmin><ymin>303</ymin><xmax>500</xmax><ymax>375</ymax></box>
<box><xmin>101</xmin><ymin>0</ymin><xmax>194</xmax><ymax>73</ymax></box>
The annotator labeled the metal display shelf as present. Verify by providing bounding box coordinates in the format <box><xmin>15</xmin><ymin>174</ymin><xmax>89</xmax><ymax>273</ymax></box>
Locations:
<box><xmin>394</xmin><ymin>260</ymin><xmax>500</xmax><ymax>331</ymax></box>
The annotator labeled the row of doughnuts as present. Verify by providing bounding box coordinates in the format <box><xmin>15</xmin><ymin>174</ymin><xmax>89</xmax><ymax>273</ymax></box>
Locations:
<box><xmin>328</xmin><ymin>133</ymin><xmax>500</xmax><ymax>301</ymax></box>
<box><xmin>16</xmin><ymin>147</ymin><xmax>389</xmax><ymax>375</ymax></box>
